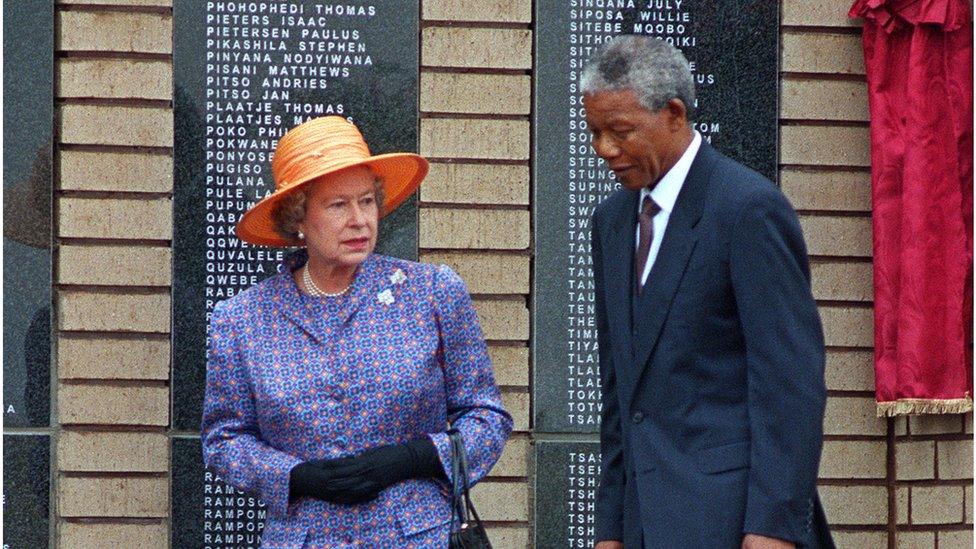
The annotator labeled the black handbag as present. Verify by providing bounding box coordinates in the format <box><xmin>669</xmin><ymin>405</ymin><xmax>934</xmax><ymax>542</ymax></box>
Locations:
<box><xmin>447</xmin><ymin>430</ymin><xmax>492</xmax><ymax>549</ymax></box>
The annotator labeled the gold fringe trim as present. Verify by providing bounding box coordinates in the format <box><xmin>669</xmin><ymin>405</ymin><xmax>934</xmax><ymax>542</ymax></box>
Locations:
<box><xmin>876</xmin><ymin>397</ymin><xmax>973</xmax><ymax>417</ymax></box>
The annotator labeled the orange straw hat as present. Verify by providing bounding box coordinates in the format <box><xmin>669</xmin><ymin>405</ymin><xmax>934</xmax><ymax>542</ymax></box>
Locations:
<box><xmin>236</xmin><ymin>116</ymin><xmax>428</xmax><ymax>247</ymax></box>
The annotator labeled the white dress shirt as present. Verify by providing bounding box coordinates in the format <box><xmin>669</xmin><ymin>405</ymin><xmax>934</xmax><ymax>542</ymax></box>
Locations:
<box><xmin>635</xmin><ymin>130</ymin><xmax>702</xmax><ymax>286</ymax></box>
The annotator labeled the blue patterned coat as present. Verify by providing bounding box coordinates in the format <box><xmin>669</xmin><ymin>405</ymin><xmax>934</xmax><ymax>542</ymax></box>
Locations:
<box><xmin>201</xmin><ymin>251</ymin><xmax>513</xmax><ymax>548</ymax></box>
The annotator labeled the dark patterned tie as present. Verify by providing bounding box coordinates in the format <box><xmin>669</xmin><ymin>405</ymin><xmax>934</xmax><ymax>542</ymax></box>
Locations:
<box><xmin>635</xmin><ymin>196</ymin><xmax>660</xmax><ymax>295</ymax></box>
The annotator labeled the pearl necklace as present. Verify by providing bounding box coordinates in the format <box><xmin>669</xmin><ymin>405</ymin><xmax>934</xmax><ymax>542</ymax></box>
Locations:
<box><xmin>302</xmin><ymin>265</ymin><xmax>351</xmax><ymax>298</ymax></box>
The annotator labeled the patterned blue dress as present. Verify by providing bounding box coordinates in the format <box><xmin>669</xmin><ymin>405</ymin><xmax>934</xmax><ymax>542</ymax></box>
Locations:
<box><xmin>201</xmin><ymin>251</ymin><xmax>513</xmax><ymax>548</ymax></box>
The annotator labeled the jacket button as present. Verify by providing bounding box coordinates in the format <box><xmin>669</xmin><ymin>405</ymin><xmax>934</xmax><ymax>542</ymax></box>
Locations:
<box><xmin>632</xmin><ymin>411</ymin><xmax>644</xmax><ymax>423</ymax></box>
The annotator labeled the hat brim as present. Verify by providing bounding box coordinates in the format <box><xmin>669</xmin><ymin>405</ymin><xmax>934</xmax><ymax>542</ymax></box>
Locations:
<box><xmin>235</xmin><ymin>152</ymin><xmax>428</xmax><ymax>247</ymax></box>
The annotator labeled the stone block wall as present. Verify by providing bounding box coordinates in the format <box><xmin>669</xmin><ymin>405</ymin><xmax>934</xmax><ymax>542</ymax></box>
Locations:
<box><xmin>418</xmin><ymin>3</ymin><xmax>532</xmax><ymax>545</ymax></box>
<box><xmin>781</xmin><ymin>1</ymin><xmax>973</xmax><ymax>546</ymax></box>
<box><xmin>54</xmin><ymin>1</ymin><xmax>174</xmax><ymax>546</ymax></box>
<box><xmin>46</xmin><ymin>0</ymin><xmax>972</xmax><ymax>547</ymax></box>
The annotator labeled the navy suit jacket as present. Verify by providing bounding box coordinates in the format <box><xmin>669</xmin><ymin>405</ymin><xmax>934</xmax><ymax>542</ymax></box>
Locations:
<box><xmin>592</xmin><ymin>142</ymin><xmax>834</xmax><ymax>548</ymax></box>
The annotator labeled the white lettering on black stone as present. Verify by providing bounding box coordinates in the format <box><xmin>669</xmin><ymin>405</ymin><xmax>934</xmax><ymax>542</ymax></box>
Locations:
<box><xmin>202</xmin><ymin>1</ymin><xmax>379</xmax><ymax>321</ymax></box>
<box><xmin>203</xmin><ymin>471</ymin><xmax>266</xmax><ymax>548</ymax></box>
<box><xmin>198</xmin><ymin>4</ymin><xmax>383</xmax><ymax>544</ymax></box>
<box><xmin>564</xmin><ymin>4</ymin><xmax>718</xmax><ymax>427</ymax></box>
<box><xmin>565</xmin><ymin>451</ymin><xmax>601</xmax><ymax>547</ymax></box>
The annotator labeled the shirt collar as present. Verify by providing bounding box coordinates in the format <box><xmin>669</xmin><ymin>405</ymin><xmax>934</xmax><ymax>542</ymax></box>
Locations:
<box><xmin>640</xmin><ymin>130</ymin><xmax>702</xmax><ymax>214</ymax></box>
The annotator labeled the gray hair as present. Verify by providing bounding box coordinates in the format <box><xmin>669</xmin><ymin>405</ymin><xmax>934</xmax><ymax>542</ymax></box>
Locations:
<box><xmin>580</xmin><ymin>35</ymin><xmax>695</xmax><ymax>119</ymax></box>
<box><xmin>271</xmin><ymin>175</ymin><xmax>385</xmax><ymax>242</ymax></box>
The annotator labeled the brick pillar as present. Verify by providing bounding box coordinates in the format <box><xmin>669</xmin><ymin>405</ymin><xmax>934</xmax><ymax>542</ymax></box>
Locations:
<box><xmin>417</xmin><ymin>2</ymin><xmax>533</xmax><ymax>545</ymax></box>
<box><xmin>54</xmin><ymin>1</ymin><xmax>173</xmax><ymax>547</ymax></box>
<box><xmin>781</xmin><ymin>4</ymin><xmax>889</xmax><ymax>545</ymax></box>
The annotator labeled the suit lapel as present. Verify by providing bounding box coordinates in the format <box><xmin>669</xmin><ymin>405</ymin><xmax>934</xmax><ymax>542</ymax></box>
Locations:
<box><xmin>621</xmin><ymin>142</ymin><xmax>718</xmax><ymax>407</ymax></box>
<box><xmin>601</xmin><ymin>188</ymin><xmax>640</xmax><ymax>387</ymax></box>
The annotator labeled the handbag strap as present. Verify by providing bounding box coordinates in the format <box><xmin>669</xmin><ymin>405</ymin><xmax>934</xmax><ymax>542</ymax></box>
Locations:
<box><xmin>448</xmin><ymin>429</ymin><xmax>469</xmax><ymax>526</ymax></box>
<box><xmin>453</xmin><ymin>432</ymin><xmax>486</xmax><ymax>525</ymax></box>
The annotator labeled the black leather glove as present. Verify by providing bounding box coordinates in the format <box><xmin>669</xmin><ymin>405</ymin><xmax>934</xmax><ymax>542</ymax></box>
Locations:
<box><xmin>290</xmin><ymin>438</ymin><xmax>444</xmax><ymax>505</ymax></box>
<box><xmin>289</xmin><ymin>460</ymin><xmax>336</xmax><ymax>501</ymax></box>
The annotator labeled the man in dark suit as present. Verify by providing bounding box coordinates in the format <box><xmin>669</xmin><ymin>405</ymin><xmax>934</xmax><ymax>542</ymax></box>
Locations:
<box><xmin>583</xmin><ymin>36</ymin><xmax>833</xmax><ymax>548</ymax></box>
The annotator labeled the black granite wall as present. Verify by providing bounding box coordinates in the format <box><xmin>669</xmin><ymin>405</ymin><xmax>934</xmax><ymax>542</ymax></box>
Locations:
<box><xmin>171</xmin><ymin>2</ymin><xmax>420</xmax><ymax>543</ymax></box>
<box><xmin>532</xmin><ymin>1</ymin><xmax>779</xmax><ymax>545</ymax></box>
<box><xmin>2</xmin><ymin>0</ymin><xmax>53</xmax><ymax>546</ymax></box>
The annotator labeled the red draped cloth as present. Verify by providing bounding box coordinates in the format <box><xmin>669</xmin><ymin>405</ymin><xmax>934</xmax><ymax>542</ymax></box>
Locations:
<box><xmin>850</xmin><ymin>0</ymin><xmax>973</xmax><ymax>415</ymax></box>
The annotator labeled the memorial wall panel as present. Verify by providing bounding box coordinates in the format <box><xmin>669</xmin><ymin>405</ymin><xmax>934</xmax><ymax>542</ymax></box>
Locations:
<box><xmin>535</xmin><ymin>441</ymin><xmax>602</xmax><ymax>548</ymax></box>
<box><xmin>533</xmin><ymin>0</ymin><xmax>779</xmax><ymax>434</ymax></box>
<box><xmin>173</xmin><ymin>437</ymin><xmax>269</xmax><ymax>548</ymax></box>
<box><xmin>3</xmin><ymin>435</ymin><xmax>51</xmax><ymax>548</ymax></box>
<box><xmin>3</xmin><ymin>0</ymin><xmax>53</xmax><ymax>429</ymax></box>
<box><xmin>533</xmin><ymin>3</ymin><xmax>779</xmax><ymax>544</ymax></box>
<box><xmin>173</xmin><ymin>0</ymin><xmax>421</xmax><ymax>431</ymax></box>
<box><xmin>171</xmin><ymin>2</ymin><xmax>420</xmax><ymax>542</ymax></box>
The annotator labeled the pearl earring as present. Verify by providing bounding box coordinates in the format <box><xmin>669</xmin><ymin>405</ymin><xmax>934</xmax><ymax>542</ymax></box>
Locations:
<box><xmin>297</xmin><ymin>231</ymin><xmax>305</xmax><ymax>241</ymax></box>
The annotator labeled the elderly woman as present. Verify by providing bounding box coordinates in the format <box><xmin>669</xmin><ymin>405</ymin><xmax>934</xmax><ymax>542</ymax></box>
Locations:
<box><xmin>200</xmin><ymin>116</ymin><xmax>513</xmax><ymax>548</ymax></box>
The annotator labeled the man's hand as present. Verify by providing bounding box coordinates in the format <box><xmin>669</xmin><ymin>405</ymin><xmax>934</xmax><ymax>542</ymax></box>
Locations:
<box><xmin>741</xmin><ymin>534</ymin><xmax>795</xmax><ymax>549</ymax></box>
<box><xmin>595</xmin><ymin>542</ymin><xmax>624</xmax><ymax>549</ymax></box>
